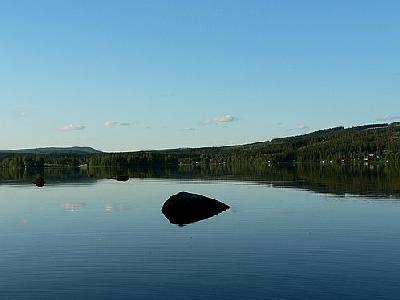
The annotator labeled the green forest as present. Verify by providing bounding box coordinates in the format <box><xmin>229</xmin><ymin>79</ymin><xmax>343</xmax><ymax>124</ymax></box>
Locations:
<box><xmin>1</xmin><ymin>122</ymin><xmax>400</xmax><ymax>169</ymax></box>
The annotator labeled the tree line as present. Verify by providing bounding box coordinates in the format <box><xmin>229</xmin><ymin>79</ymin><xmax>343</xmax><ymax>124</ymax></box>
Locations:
<box><xmin>1</xmin><ymin>122</ymin><xmax>400</xmax><ymax>169</ymax></box>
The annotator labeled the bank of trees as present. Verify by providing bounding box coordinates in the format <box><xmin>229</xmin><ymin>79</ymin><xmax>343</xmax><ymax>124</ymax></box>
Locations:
<box><xmin>0</xmin><ymin>154</ymin><xmax>86</xmax><ymax>169</ymax></box>
<box><xmin>1</xmin><ymin>123</ymin><xmax>400</xmax><ymax>169</ymax></box>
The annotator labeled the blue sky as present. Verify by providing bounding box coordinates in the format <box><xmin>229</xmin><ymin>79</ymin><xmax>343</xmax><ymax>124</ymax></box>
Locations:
<box><xmin>0</xmin><ymin>0</ymin><xmax>399</xmax><ymax>151</ymax></box>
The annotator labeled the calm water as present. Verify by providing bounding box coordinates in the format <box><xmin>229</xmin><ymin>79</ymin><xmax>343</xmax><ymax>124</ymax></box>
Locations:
<box><xmin>1</xmin><ymin>173</ymin><xmax>400</xmax><ymax>299</ymax></box>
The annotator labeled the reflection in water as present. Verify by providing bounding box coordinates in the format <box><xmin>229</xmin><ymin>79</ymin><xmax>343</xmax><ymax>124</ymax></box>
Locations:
<box><xmin>162</xmin><ymin>192</ymin><xmax>230</xmax><ymax>226</ymax></box>
<box><xmin>2</xmin><ymin>173</ymin><xmax>400</xmax><ymax>299</ymax></box>
<box><xmin>2</xmin><ymin>163</ymin><xmax>400</xmax><ymax>198</ymax></box>
<box><xmin>0</xmin><ymin>167</ymin><xmax>96</xmax><ymax>186</ymax></box>
<box><xmin>104</xmin><ymin>203</ymin><xmax>132</xmax><ymax>213</ymax></box>
<box><xmin>62</xmin><ymin>202</ymin><xmax>86</xmax><ymax>212</ymax></box>
<box><xmin>105</xmin><ymin>204</ymin><xmax>113</xmax><ymax>212</ymax></box>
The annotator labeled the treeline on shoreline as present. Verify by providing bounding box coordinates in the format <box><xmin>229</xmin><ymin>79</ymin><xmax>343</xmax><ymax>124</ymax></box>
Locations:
<box><xmin>1</xmin><ymin>122</ymin><xmax>400</xmax><ymax>169</ymax></box>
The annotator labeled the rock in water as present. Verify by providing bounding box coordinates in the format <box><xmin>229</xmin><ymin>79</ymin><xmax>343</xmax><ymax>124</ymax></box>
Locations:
<box><xmin>162</xmin><ymin>192</ymin><xmax>230</xmax><ymax>226</ymax></box>
<box><xmin>33</xmin><ymin>176</ymin><xmax>45</xmax><ymax>187</ymax></box>
<box><xmin>116</xmin><ymin>175</ymin><xmax>129</xmax><ymax>182</ymax></box>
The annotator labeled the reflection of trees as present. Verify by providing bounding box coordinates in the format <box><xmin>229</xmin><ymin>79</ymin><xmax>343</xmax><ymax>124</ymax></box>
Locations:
<box><xmin>0</xmin><ymin>167</ymin><xmax>95</xmax><ymax>185</ymax></box>
<box><xmin>1</xmin><ymin>164</ymin><xmax>400</xmax><ymax>198</ymax></box>
<box><xmin>293</xmin><ymin>164</ymin><xmax>400</xmax><ymax>197</ymax></box>
<box><xmin>88</xmin><ymin>164</ymin><xmax>400</xmax><ymax>198</ymax></box>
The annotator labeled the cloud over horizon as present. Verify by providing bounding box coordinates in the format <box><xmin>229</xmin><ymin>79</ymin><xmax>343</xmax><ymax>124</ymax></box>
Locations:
<box><xmin>297</xmin><ymin>124</ymin><xmax>309</xmax><ymax>130</ymax></box>
<box><xmin>376</xmin><ymin>115</ymin><xmax>400</xmax><ymax>122</ymax></box>
<box><xmin>290</xmin><ymin>123</ymin><xmax>310</xmax><ymax>131</ymax></box>
<box><xmin>104</xmin><ymin>121</ymin><xmax>132</xmax><ymax>128</ymax></box>
<box><xmin>59</xmin><ymin>124</ymin><xmax>86</xmax><ymax>131</ymax></box>
<box><xmin>201</xmin><ymin>114</ymin><xmax>238</xmax><ymax>125</ymax></box>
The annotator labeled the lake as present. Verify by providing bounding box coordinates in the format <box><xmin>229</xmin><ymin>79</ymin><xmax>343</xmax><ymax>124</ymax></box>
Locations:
<box><xmin>1</xmin><ymin>165</ymin><xmax>400</xmax><ymax>299</ymax></box>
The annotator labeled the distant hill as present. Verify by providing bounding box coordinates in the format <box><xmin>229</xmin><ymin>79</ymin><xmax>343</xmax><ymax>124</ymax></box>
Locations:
<box><xmin>0</xmin><ymin>147</ymin><xmax>102</xmax><ymax>155</ymax></box>
<box><xmin>129</xmin><ymin>122</ymin><xmax>400</xmax><ymax>154</ymax></box>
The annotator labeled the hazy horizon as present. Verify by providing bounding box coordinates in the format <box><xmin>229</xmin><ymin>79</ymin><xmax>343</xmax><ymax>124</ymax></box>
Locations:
<box><xmin>2</xmin><ymin>121</ymin><xmax>398</xmax><ymax>152</ymax></box>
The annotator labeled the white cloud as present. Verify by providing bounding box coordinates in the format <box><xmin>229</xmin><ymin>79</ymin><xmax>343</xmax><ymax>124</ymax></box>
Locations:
<box><xmin>376</xmin><ymin>115</ymin><xmax>400</xmax><ymax>122</ymax></box>
<box><xmin>214</xmin><ymin>114</ymin><xmax>238</xmax><ymax>123</ymax></box>
<box><xmin>104</xmin><ymin>121</ymin><xmax>131</xmax><ymax>128</ymax></box>
<box><xmin>201</xmin><ymin>114</ymin><xmax>238</xmax><ymax>125</ymax></box>
<box><xmin>296</xmin><ymin>124</ymin><xmax>309</xmax><ymax>130</ymax></box>
<box><xmin>59</xmin><ymin>124</ymin><xmax>86</xmax><ymax>131</ymax></box>
<box><xmin>15</xmin><ymin>106</ymin><xmax>30</xmax><ymax>118</ymax></box>
<box><xmin>290</xmin><ymin>123</ymin><xmax>309</xmax><ymax>132</ymax></box>
<box><xmin>104</xmin><ymin>121</ymin><xmax>118</xmax><ymax>127</ymax></box>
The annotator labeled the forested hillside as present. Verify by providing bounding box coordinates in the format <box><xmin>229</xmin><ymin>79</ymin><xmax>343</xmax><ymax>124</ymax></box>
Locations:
<box><xmin>1</xmin><ymin>123</ymin><xmax>400</xmax><ymax>169</ymax></box>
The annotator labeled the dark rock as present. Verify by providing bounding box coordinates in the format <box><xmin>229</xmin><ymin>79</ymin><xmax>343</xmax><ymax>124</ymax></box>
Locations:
<box><xmin>162</xmin><ymin>192</ymin><xmax>230</xmax><ymax>226</ymax></box>
<box><xmin>33</xmin><ymin>176</ymin><xmax>45</xmax><ymax>187</ymax></box>
<box><xmin>116</xmin><ymin>175</ymin><xmax>129</xmax><ymax>182</ymax></box>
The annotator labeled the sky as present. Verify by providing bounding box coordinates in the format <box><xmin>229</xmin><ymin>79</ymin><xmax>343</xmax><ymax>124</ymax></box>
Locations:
<box><xmin>0</xmin><ymin>0</ymin><xmax>399</xmax><ymax>151</ymax></box>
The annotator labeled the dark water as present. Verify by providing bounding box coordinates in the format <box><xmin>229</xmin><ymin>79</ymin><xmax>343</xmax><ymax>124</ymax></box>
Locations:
<box><xmin>1</xmin><ymin>166</ymin><xmax>400</xmax><ymax>299</ymax></box>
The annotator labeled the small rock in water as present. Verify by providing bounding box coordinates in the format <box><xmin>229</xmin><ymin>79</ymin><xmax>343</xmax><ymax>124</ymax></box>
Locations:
<box><xmin>162</xmin><ymin>191</ymin><xmax>230</xmax><ymax>226</ymax></box>
<box><xmin>116</xmin><ymin>175</ymin><xmax>129</xmax><ymax>182</ymax></box>
<box><xmin>33</xmin><ymin>176</ymin><xmax>45</xmax><ymax>187</ymax></box>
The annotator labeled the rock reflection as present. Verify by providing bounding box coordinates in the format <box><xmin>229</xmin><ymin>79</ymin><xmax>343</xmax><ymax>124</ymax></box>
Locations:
<box><xmin>162</xmin><ymin>192</ymin><xmax>230</xmax><ymax>226</ymax></box>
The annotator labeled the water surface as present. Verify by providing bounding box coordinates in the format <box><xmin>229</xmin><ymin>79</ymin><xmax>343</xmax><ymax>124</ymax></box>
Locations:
<box><xmin>1</xmin><ymin>168</ymin><xmax>400</xmax><ymax>299</ymax></box>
